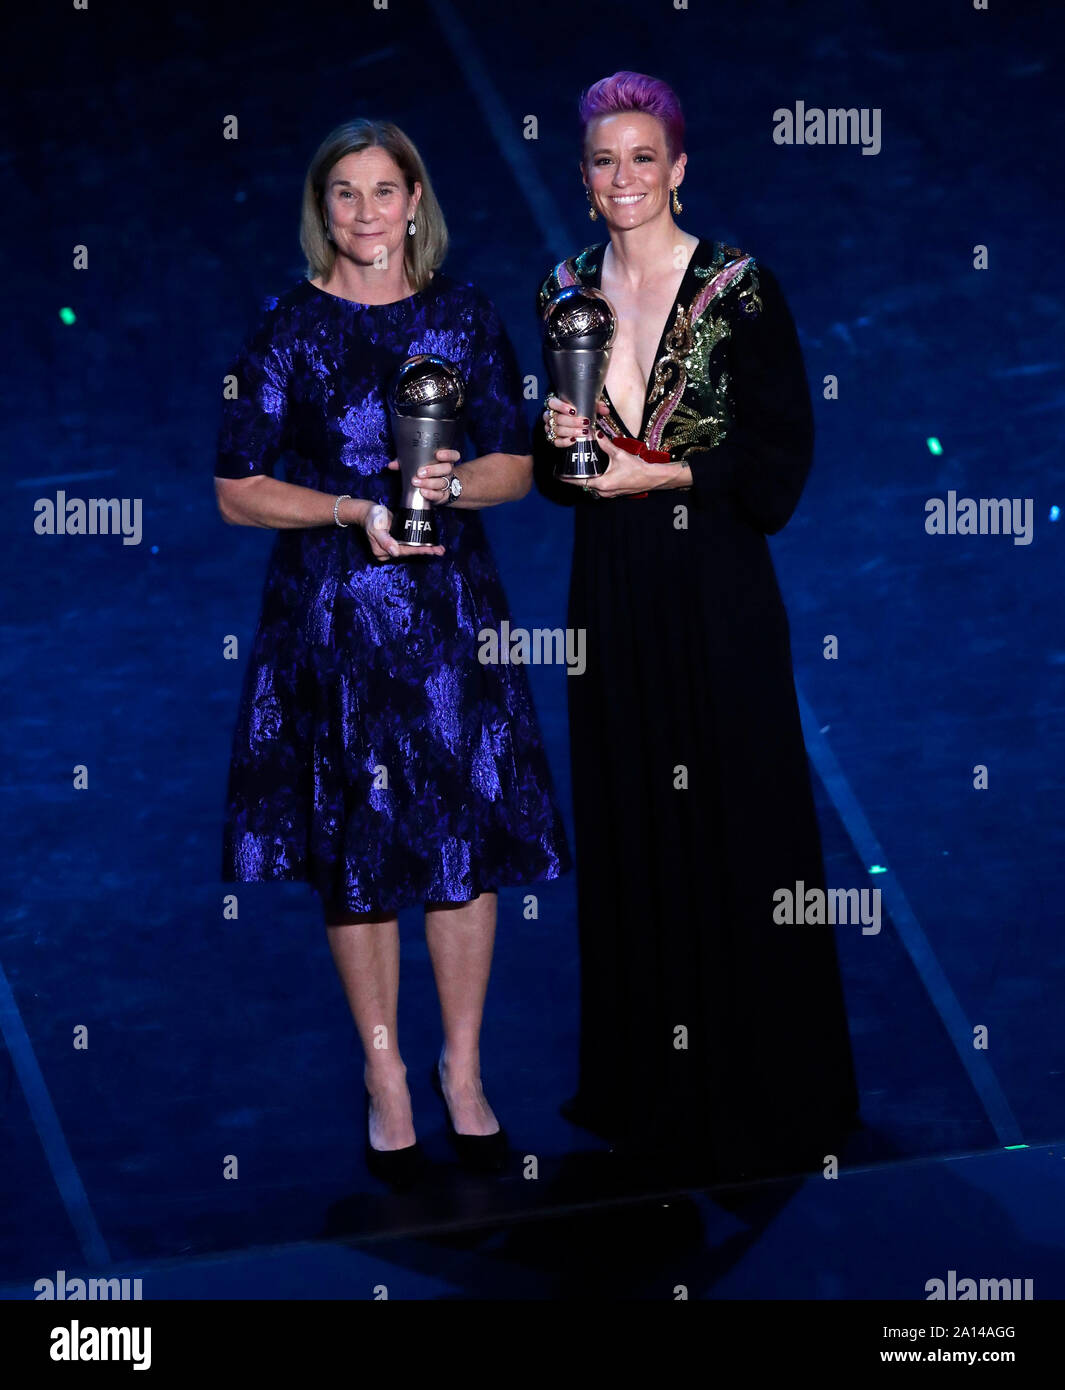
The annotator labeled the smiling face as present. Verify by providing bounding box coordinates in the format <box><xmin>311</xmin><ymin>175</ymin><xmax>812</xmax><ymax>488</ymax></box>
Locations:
<box><xmin>582</xmin><ymin>111</ymin><xmax>685</xmax><ymax>231</ymax></box>
<box><xmin>321</xmin><ymin>146</ymin><xmax>421</xmax><ymax>271</ymax></box>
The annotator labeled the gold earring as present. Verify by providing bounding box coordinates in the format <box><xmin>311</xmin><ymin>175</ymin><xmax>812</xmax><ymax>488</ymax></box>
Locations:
<box><xmin>586</xmin><ymin>189</ymin><xmax>598</xmax><ymax>221</ymax></box>
<box><xmin>671</xmin><ymin>186</ymin><xmax>683</xmax><ymax>214</ymax></box>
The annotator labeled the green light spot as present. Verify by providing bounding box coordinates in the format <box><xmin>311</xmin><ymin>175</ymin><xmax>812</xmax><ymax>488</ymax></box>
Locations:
<box><xmin>869</xmin><ymin>864</ymin><xmax>887</xmax><ymax>875</ymax></box>
<box><xmin>1004</xmin><ymin>1144</ymin><xmax>1028</xmax><ymax>1150</ymax></box>
<box><xmin>59</xmin><ymin>307</ymin><xmax>76</xmax><ymax>325</ymax></box>
<box><xmin>927</xmin><ymin>437</ymin><xmax>942</xmax><ymax>455</ymax></box>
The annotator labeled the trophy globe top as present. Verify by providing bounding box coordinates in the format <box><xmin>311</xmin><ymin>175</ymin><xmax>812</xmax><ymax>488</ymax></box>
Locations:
<box><xmin>543</xmin><ymin>286</ymin><xmax>617</xmax><ymax>351</ymax></box>
<box><xmin>390</xmin><ymin>354</ymin><xmax>466</xmax><ymax>418</ymax></box>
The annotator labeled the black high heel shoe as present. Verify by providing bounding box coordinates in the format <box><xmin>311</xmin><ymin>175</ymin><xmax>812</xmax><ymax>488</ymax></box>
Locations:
<box><xmin>430</xmin><ymin>1061</ymin><xmax>508</xmax><ymax>1172</ymax></box>
<box><xmin>364</xmin><ymin>1086</ymin><xmax>426</xmax><ymax>1189</ymax></box>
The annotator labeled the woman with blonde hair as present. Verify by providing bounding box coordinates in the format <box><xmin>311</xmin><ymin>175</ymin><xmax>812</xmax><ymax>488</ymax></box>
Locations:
<box><xmin>214</xmin><ymin>119</ymin><xmax>570</xmax><ymax>1185</ymax></box>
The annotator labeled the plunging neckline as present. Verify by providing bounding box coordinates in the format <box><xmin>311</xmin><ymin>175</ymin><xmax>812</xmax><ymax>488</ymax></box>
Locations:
<box><xmin>590</xmin><ymin>237</ymin><xmax>707</xmax><ymax>440</ymax></box>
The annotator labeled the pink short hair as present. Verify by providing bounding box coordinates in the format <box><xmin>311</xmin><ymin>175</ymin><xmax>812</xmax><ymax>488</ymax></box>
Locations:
<box><xmin>578</xmin><ymin>71</ymin><xmax>685</xmax><ymax>164</ymax></box>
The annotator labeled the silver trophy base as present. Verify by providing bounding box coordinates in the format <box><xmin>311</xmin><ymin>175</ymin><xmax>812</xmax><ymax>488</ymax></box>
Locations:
<box><xmin>554</xmin><ymin>437</ymin><xmax>608</xmax><ymax>481</ymax></box>
<box><xmin>544</xmin><ymin>346</ymin><xmax>612</xmax><ymax>480</ymax></box>
<box><xmin>391</xmin><ymin>506</ymin><xmax>439</xmax><ymax>547</ymax></box>
<box><xmin>388</xmin><ymin>410</ymin><xmax>461</xmax><ymax>547</ymax></box>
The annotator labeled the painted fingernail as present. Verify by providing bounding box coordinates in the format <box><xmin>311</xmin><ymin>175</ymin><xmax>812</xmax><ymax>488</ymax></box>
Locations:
<box><xmin>569</xmin><ymin>408</ymin><xmax>576</xmax><ymax>415</ymax></box>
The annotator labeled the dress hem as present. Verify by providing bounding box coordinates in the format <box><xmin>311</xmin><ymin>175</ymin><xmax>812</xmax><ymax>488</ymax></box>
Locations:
<box><xmin>219</xmin><ymin>856</ymin><xmax>572</xmax><ymax>917</ymax></box>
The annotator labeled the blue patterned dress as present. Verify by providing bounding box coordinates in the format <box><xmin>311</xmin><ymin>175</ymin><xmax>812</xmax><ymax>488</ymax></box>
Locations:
<box><xmin>215</xmin><ymin>273</ymin><xmax>571</xmax><ymax>915</ymax></box>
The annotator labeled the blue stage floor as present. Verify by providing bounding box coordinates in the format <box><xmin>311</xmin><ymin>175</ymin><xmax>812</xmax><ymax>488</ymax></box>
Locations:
<box><xmin>4</xmin><ymin>1144</ymin><xmax>1062</xmax><ymax>1300</ymax></box>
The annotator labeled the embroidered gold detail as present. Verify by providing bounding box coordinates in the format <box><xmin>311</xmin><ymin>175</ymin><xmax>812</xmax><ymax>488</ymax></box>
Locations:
<box><xmin>543</xmin><ymin>239</ymin><xmax>756</xmax><ymax>450</ymax></box>
<box><xmin>737</xmin><ymin>259</ymin><xmax>762</xmax><ymax>316</ymax></box>
<box><xmin>682</xmin><ymin>311</ymin><xmax>730</xmax><ymax>385</ymax></box>
<box><xmin>645</xmin><ymin>304</ymin><xmax>693</xmax><ymax>413</ymax></box>
<box><xmin>661</xmin><ymin>370</ymin><xmax>734</xmax><ymax>455</ymax></box>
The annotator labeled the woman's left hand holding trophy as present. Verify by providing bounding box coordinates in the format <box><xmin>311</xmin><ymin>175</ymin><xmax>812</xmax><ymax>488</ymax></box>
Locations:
<box><xmin>363</xmin><ymin>447</ymin><xmax>457</xmax><ymax>562</ymax></box>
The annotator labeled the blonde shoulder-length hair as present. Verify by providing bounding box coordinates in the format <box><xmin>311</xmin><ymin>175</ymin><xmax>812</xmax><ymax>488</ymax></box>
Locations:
<box><xmin>299</xmin><ymin>119</ymin><xmax>448</xmax><ymax>292</ymax></box>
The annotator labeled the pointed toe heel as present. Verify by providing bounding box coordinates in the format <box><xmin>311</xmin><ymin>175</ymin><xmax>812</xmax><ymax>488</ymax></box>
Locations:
<box><xmin>430</xmin><ymin>1062</ymin><xmax>508</xmax><ymax>1172</ymax></box>
<box><xmin>364</xmin><ymin>1087</ymin><xmax>426</xmax><ymax>1189</ymax></box>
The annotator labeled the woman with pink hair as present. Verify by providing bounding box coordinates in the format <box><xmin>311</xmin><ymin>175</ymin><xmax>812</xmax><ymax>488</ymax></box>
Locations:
<box><xmin>534</xmin><ymin>71</ymin><xmax>860</xmax><ymax>1180</ymax></box>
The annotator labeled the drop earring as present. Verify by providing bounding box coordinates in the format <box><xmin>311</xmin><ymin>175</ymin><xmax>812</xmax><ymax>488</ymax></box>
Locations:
<box><xmin>671</xmin><ymin>186</ymin><xmax>683</xmax><ymax>214</ymax></box>
<box><xmin>586</xmin><ymin>189</ymin><xmax>598</xmax><ymax>221</ymax></box>
<box><xmin>407</xmin><ymin>218</ymin><xmax>416</xmax><ymax>236</ymax></box>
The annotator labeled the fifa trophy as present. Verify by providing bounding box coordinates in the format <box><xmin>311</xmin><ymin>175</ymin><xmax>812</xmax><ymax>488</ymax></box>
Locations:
<box><xmin>542</xmin><ymin>286</ymin><xmax>617</xmax><ymax>480</ymax></box>
<box><xmin>387</xmin><ymin>354</ymin><xmax>466</xmax><ymax>546</ymax></box>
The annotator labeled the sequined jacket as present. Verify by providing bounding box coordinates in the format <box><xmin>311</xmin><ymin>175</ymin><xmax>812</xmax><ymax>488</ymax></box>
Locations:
<box><xmin>532</xmin><ymin>237</ymin><xmax>815</xmax><ymax>535</ymax></box>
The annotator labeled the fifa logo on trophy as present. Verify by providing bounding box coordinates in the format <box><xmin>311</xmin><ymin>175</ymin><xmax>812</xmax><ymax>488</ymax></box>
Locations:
<box><xmin>541</xmin><ymin>286</ymin><xmax>617</xmax><ymax>480</ymax></box>
<box><xmin>387</xmin><ymin>354</ymin><xmax>466</xmax><ymax>546</ymax></box>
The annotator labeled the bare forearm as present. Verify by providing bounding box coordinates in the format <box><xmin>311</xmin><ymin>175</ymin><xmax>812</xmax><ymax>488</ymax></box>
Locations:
<box><xmin>215</xmin><ymin>474</ymin><xmax>372</xmax><ymax>529</ymax></box>
<box><xmin>647</xmin><ymin>461</ymin><xmax>693</xmax><ymax>491</ymax></box>
<box><xmin>215</xmin><ymin>450</ymin><xmax>533</xmax><ymax>527</ymax></box>
<box><xmin>449</xmin><ymin>453</ymin><xmax>532</xmax><ymax>509</ymax></box>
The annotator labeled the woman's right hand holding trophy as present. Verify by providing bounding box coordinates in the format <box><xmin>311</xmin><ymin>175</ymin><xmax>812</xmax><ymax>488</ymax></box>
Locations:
<box><xmin>542</xmin><ymin>395</ymin><xmax>611</xmax><ymax>451</ymax></box>
<box><xmin>540</xmin><ymin>285</ymin><xmax>617</xmax><ymax>481</ymax></box>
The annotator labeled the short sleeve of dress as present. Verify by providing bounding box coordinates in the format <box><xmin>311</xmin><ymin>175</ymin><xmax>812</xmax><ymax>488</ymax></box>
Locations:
<box><xmin>461</xmin><ymin>290</ymin><xmax>532</xmax><ymax>458</ymax></box>
<box><xmin>215</xmin><ymin>300</ymin><xmax>291</xmax><ymax>480</ymax></box>
<box><xmin>680</xmin><ymin>262</ymin><xmax>815</xmax><ymax>535</ymax></box>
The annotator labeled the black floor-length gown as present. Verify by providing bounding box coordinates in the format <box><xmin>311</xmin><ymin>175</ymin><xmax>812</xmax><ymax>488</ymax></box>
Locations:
<box><xmin>533</xmin><ymin>238</ymin><xmax>860</xmax><ymax>1179</ymax></box>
